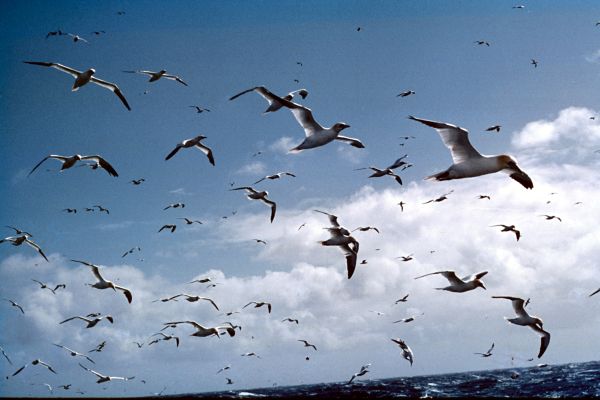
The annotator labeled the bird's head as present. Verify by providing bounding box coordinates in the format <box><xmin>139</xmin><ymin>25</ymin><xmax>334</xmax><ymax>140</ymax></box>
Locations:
<box><xmin>333</xmin><ymin>122</ymin><xmax>350</xmax><ymax>132</ymax></box>
<box><xmin>197</xmin><ymin>135</ymin><xmax>207</xmax><ymax>140</ymax></box>
<box><xmin>475</xmin><ymin>280</ymin><xmax>487</xmax><ymax>290</ymax></box>
<box><xmin>108</xmin><ymin>282</ymin><xmax>117</xmax><ymax>292</ymax></box>
<box><xmin>88</xmin><ymin>68</ymin><xmax>96</xmax><ymax>75</ymax></box>
<box><xmin>497</xmin><ymin>155</ymin><xmax>519</xmax><ymax>169</ymax></box>
<box><xmin>159</xmin><ymin>69</ymin><xmax>167</xmax><ymax>74</ymax></box>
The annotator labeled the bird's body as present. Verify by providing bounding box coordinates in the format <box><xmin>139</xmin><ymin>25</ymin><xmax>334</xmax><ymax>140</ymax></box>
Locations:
<box><xmin>148</xmin><ymin>333</ymin><xmax>180</xmax><ymax>347</ymax></box>
<box><xmin>53</xmin><ymin>344</ymin><xmax>95</xmax><ymax>363</ymax></box>
<box><xmin>409</xmin><ymin>116</ymin><xmax>533</xmax><ymax>189</ymax></box>
<box><xmin>24</xmin><ymin>61</ymin><xmax>130</xmax><ymax>110</ymax></box>
<box><xmin>315</xmin><ymin>210</ymin><xmax>359</xmax><ymax>279</ymax></box>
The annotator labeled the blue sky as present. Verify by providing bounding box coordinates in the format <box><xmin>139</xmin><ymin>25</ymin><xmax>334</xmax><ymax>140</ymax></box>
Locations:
<box><xmin>2</xmin><ymin>0</ymin><xmax>600</xmax><ymax>397</ymax></box>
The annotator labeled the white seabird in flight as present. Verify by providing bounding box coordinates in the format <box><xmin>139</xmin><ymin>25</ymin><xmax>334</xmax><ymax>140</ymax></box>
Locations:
<box><xmin>414</xmin><ymin>270</ymin><xmax>488</xmax><ymax>292</ymax></box>
<box><xmin>254</xmin><ymin>172</ymin><xmax>296</xmax><ymax>185</ymax></box>
<box><xmin>474</xmin><ymin>342</ymin><xmax>495</xmax><ymax>357</ymax></box>
<box><xmin>24</xmin><ymin>61</ymin><xmax>131</xmax><ymax>110</ymax></box>
<box><xmin>11</xmin><ymin>359</ymin><xmax>57</xmax><ymax>377</ymax></box>
<box><xmin>274</xmin><ymin>94</ymin><xmax>365</xmax><ymax>152</ymax></box>
<box><xmin>165</xmin><ymin>135</ymin><xmax>215</xmax><ymax>166</ymax></box>
<box><xmin>71</xmin><ymin>259</ymin><xmax>133</xmax><ymax>303</ymax></box>
<box><xmin>391</xmin><ymin>338</ymin><xmax>414</xmax><ymax>366</ymax></box>
<box><xmin>28</xmin><ymin>154</ymin><xmax>118</xmax><ymax>177</ymax></box>
<box><xmin>163</xmin><ymin>321</ymin><xmax>236</xmax><ymax>338</ymax></box>
<box><xmin>408</xmin><ymin>116</ymin><xmax>533</xmax><ymax>189</ymax></box>
<box><xmin>79</xmin><ymin>363</ymin><xmax>134</xmax><ymax>384</ymax></box>
<box><xmin>348</xmin><ymin>363</ymin><xmax>371</xmax><ymax>384</ymax></box>
<box><xmin>230</xmin><ymin>187</ymin><xmax>277</xmax><ymax>223</ymax></box>
<box><xmin>1</xmin><ymin>235</ymin><xmax>48</xmax><ymax>262</ymax></box>
<box><xmin>123</xmin><ymin>69</ymin><xmax>188</xmax><ymax>86</ymax></box>
<box><xmin>492</xmin><ymin>296</ymin><xmax>550</xmax><ymax>358</ymax></box>
<box><xmin>53</xmin><ymin>344</ymin><xmax>96</xmax><ymax>363</ymax></box>
<box><xmin>60</xmin><ymin>315</ymin><xmax>114</xmax><ymax>328</ymax></box>
<box><xmin>229</xmin><ymin>86</ymin><xmax>308</xmax><ymax>114</ymax></box>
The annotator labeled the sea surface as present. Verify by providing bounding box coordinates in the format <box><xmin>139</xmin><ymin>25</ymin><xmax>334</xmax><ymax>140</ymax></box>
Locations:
<box><xmin>173</xmin><ymin>360</ymin><xmax>600</xmax><ymax>399</ymax></box>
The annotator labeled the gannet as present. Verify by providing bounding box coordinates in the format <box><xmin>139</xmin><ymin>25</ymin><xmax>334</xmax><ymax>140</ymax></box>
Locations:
<box><xmin>348</xmin><ymin>364</ymin><xmax>371</xmax><ymax>384</ymax></box>
<box><xmin>243</xmin><ymin>301</ymin><xmax>272</xmax><ymax>313</ymax></box>
<box><xmin>163</xmin><ymin>203</ymin><xmax>185</xmax><ymax>210</ymax></box>
<box><xmin>0</xmin><ymin>345</ymin><xmax>12</xmax><ymax>365</ymax></box>
<box><xmin>475</xmin><ymin>40</ymin><xmax>490</xmax><ymax>46</ymax></box>
<box><xmin>414</xmin><ymin>270</ymin><xmax>488</xmax><ymax>292</ymax></box>
<box><xmin>177</xmin><ymin>218</ymin><xmax>202</xmax><ymax>225</ymax></box>
<box><xmin>355</xmin><ymin>156</ymin><xmax>407</xmax><ymax>185</ymax></box>
<box><xmin>11</xmin><ymin>359</ymin><xmax>57</xmax><ymax>377</ymax></box>
<box><xmin>540</xmin><ymin>215</ymin><xmax>562</xmax><ymax>222</ymax></box>
<box><xmin>79</xmin><ymin>363</ymin><xmax>134</xmax><ymax>384</ymax></box>
<box><xmin>165</xmin><ymin>135</ymin><xmax>215</xmax><ymax>166</ymax></box>
<box><xmin>229</xmin><ymin>86</ymin><xmax>308</xmax><ymax>114</ymax></box>
<box><xmin>274</xmin><ymin>94</ymin><xmax>364</xmax><ymax>152</ymax></box>
<box><xmin>0</xmin><ymin>235</ymin><xmax>48</xmax><ymax>261</ymax></box>
<box><xmin>168</xmin><ymin>294</ymin><xmax>219</xmax><ymax>310</ymax></box>
<box><xmin>130</xmin><ymin>178</ymin><xmax>145</xmax><ymax>185</ymax></box>
<box><xmin>397</xmin><ymin>254</ymin><xmax>414</xmax><ymax>262</ymax></box>
<box><xmin>121</xmin><ymin>246</ymin><xmax>141</xmax><ymax>258</ymax></box>
<box><xmin>189</xmin><ymin>105</ymin><xmax>210</xmax><ymax>113</ymax></box>
<box><xmin>281</xmin><ymin>318</ymin><xmax>299</xmax><ymax>324</ymax></box>
<box><xmin>389</xmin><ymin>297</ymin><xmax>407</xmax><ymax>308</ymax></box>
<box><xmin>231</xmin><ymin>187</ymin><xmax>276</xmax><ymax>223</ymax></box>
<box><xmin>93</xmin><ymin>205</ymin><xmax>109</xmax><ymax>214</ymax></box>
<box><xmin>123</xmin><ymin>69</ymin><xmax>188</xmax><ymax>86</ymax></box>
<box><xmin>486</xmin><ymin>125</ymin><xmax>501</xmax><ymax>132</ymax></box>
<box><xmin>531</xmin><ymin>59</ymin><xmax>539</xmax><ymax>68</ymax></box>
<box><xmin>474</xmin><ymin>342</ymin><xmax>495</xmax><ymax>357</ymax></box>
<box><xmin>60</xmin><ymin>315</ymin><xmax>113</xmax><ymax>328</ymax></box>
<box><xmin>148</xmin><ymin>333</ymin><xmax>180</xmax><ymax>347</ymax></box>
<box><xmin>188</xmin><ymin>277</ymin><xmax>212</xmax><ymax>284</ymax></box>
<box><xmin>4</xmin><ymin>298</ymin><xmax>24</xmax><ymax>314</ymax></box>
<box><xmin>163</xmin><ymin>321</ymin><xmax>236</xmax><ymax>338</ymax></box>
<box><xmin>24</xmin><ymin>61</ymin><xmax>131</xmax><ymax>110</ymax></box>
<box><xmin>492</xmin><ymin>296</ymin><xmax>550</xmax><ymax>358</ymax></box>
<box><xmin>32</xmin><ymin>279</ymin><xmax>66</xmax><ymax>294</ymax></box>
<box><xmin>71</xmin><ymin>259</ymin><xmax>133</xmax><ymax>303</ymax></box>
<box><xmin>391</xmin><ymin>338</ymin><xmax>414</xmax><ymax>366</ymax></box>
<box><xmin>298</xmin><ymin>340</ymin><xmax>317</xmax><ymax>351</ymax></box>
<box><xmin>133</xmin><ymin>341</ymin><xmax>143</xmax><ymax>348</ymax></box>
<box><xmin>67</xmin><ymin>33</ymin><xmax>88</xmax><ymax>43</ymax></box>
<box><xmin>315</xmin><ymin>210</ymin><xmax>359</xmax><ymax>278</ymax></box>
<box><xmin>158</xmin><ymin>224</ymin><xmax>176</xmax><ymax>233</ymax></box>
<box><xmin>409</xmin><ymin>116</ymin><xmax>533</xmax><ymax>189</ymax></box>
<box><xmin>63</xmin><ymin>208</ymin><xmax>77</xmax><ymax>213</ymax></box>
<box><xmin>216</xmin><ymin>365</ymin><xmax>231</xmax><ymax>374</ymax></box>
<box><xmin>423</xmin><ymin>190</ymin><xmax>454</xmax><ymax>204</ymax></box>
<box><xmin>53</xmin><ymin>344</ymin><xmax>95</xmax><ymax>363</ymax></box>
<box><xmin>29</xmin><ymin>154</ymin><xmax>118</xmax><ymax>177</ymax></box>
<box><xmin>352</xmin><ymin>226</ymin><xmax>380</xmax><ymax>233</ymax></box>
<box><xmin>254</xmin><ymin>172</ymin><xmax>296</xmax><ymax>185</ymax></box>
<box><xmin>241</xmin><ymin>352</ymin><xmax>261</xmax><ymax>358</ymax></box>
<box><xmin>88</xmin><ymin>341</ymin><xmax>106</xmax><ymax>353</ymax></box>
<box><xmin>491</xmin><ymin>224</ymin><xmax>521</xmax><ymax>241</ymax></box>
<box><xmin>478</xmin><ymin>195</ymin><xmax>491</xmax><ymax>200</ymax></box>
<box><xmin>397</xmin><ymin>90</ymin><xmax>415</xmax><ymax>97</ymax></box>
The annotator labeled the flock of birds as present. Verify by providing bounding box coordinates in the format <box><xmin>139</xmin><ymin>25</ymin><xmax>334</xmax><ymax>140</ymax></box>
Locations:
<box><xmin>2</xmin><ymin>4</ymin><xmax>600</xmax><ymax>396</ymax></box>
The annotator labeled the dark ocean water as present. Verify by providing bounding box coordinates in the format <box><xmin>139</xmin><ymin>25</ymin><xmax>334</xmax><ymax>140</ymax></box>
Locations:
<box><xmin>172</xmin><ymin>360</ymin><xmax>600</xmax><ymax>399</ymax></box>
